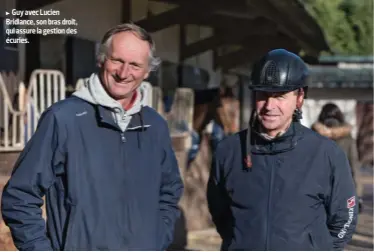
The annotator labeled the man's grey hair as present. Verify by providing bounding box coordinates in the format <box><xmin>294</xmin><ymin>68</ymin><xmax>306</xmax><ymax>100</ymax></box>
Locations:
<box><xmin>97</xmin><ymin>23</ymin><xmax>161</xmax><ymax>71</ymax></box>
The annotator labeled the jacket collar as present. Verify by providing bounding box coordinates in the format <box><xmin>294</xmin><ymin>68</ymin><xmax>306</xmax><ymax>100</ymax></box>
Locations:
<box><xmin>250</xmin><ymin>121</ymin><xmax>304</xmax><ymax>154</ymax></box>
<box><xmin>127</xmin><ymin>112</ymin><xmax>151</xmax><ymax>131</ymax></box>
<box><xmin>96</xmin><ymin>105</ymin><xmax>151</xmax><ymax>131</ymax></box>
<box><xmin>96</xmin><ymin>105</ymin><xmax>119</xmax><ymax>130</ymax></box>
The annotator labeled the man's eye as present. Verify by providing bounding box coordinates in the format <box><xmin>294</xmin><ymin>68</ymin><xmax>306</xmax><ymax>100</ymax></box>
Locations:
<box><xmin>111</xmin><ymin>58</ymin><xmax>122</xmax><ymax>64</ymax></box>
<box><xmin>275</xmin><ymin>94</ymin><xmax>286</xmax><ymax>99</ymax></box>
<box><xmin>131</xmin><ymin>63</ymin><xmax>141</xmax><ymax>69</ymax></box>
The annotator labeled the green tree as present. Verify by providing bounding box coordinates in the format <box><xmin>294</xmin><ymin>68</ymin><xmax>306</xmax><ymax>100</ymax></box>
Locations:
<box><xmin>303</xmin><ymin>0</ymin><xmax>373</xmax><ymax>55</ymax></box>
<box><xmin>345</xmin><ymin>0</ymin><xmax>373</xmax><ymax>55</ymax></box>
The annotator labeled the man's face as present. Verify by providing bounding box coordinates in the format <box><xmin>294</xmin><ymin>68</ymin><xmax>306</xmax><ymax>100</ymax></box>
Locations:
<box><xmin>99</xmin><ymin>31</ymin><xmax>150</xmax><ymax>102</ymax></box>
<box><xmin>255</xmin><ymin>90</ymin><xmax>303</xmax><ymax>136</ymax></box>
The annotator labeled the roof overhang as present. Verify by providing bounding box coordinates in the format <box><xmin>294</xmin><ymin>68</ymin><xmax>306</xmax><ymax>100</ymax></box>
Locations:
<box><xmin>17</xmin><ymin>0</ymin><xmax>331</xmax><ymax>72</ymax></box>
<box><xmin>141</xmin><ymin>0</ymin><xmax>330</xmax><ymax>71</ymax></box>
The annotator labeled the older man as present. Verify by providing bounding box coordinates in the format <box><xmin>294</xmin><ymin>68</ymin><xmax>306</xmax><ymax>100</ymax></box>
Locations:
<box><xmin>2</xmin><ymin>23</ymin><xmax>183</xmax><ymax>250</ymax></box>
<box><xmin>207</xmin><ymin>49</ymin><xmax>357</xmax><ymax>250</ymax></box>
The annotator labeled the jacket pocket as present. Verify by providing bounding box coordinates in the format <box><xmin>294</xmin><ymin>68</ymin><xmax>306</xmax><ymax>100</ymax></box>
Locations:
<box><xmin>308</xmin><ymin>226</ymin><xmax>333</xmax><ymax>250</ymax></box>
<box><xmin>308</xmin><ymin>231</ymin><xmax>326</xmax><ymax>251</ymax></box>
<box><xmin>63</xmin><ymin>205</ymin><xmax>77</xmax><ymax>250</ymax></box>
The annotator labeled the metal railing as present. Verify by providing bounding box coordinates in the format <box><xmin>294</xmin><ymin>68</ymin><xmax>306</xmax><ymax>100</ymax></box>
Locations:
<box><xmin>25</xmin><ymin>70</ymin><xmax>66</xmax><ymax>142</ymax></box>
<box><xmin>0</xmin><ymin>74</ymin><xmax>25</xmax><ymax>151</ymax></box>
<box><xmin>0</xmin><ymin>70</ymin><xmax>66</xmax><ymax>152</ymax></box>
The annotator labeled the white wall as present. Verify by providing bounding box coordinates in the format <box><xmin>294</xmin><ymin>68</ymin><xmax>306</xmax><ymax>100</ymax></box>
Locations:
<box><xmin>132</xmin><ymin>0</ymin><xmax>180</xmax><ymax>63</ymax></box>
<box><xmin>301</xmin><ymin>99</ymin><xmax>358</xmax><ymax>138</ymax></box>
<box><xmin>183</xmin><ymin>25</ymin><xmax>221</xmax><ymax>89</ymax></box>
<box><xmin>301</xmin><ymin>87</ymin><xmax>373</xmax><ymax>139</ymax></box>
<box><xmin>132</xmin><ymin>0</ymin><xmax>221</xmax><ymax>89</ymax></box>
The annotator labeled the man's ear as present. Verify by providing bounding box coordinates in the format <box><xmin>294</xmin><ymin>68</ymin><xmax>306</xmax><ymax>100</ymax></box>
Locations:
<box><xmin>97</xmin><ymin>59</ymin><xmax>103</xmax><ymax>68</ymax></box>
<box><xmin>296</xmin><ymin>90</ymin><xmax>304</xmax><ymax>109</ymax></box>
<box><xmin>144</xmin><ymin>70</ymin><xmax>150</xmax><ymax>80</ymax></box>
<box><xmin>97</xmin><ymin>54</ymin><xmax>106</xmax><ymax>68</ymax></box>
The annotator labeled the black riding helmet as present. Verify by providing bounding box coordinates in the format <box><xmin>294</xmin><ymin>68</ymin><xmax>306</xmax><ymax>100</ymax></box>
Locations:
<box><xmin>245</xmin><ymin>49</ymin><xmax>309</xmax><ymax>169</ymax></box>
<box><xmin>248</xmin><ymin>49</ymin><xmax>309</xmax><ymax>94</ymax></box>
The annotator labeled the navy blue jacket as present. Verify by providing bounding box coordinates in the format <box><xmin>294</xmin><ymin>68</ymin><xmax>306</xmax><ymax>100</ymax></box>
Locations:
<box><xmin>207</xmin><ymin>122</ymin><xmax>358</xmax><ymax>250</ymax></box>
<box><xmin>1</xmin><ymin>96</ymin><xmax>183</xmax><ymax>250</ymax></box>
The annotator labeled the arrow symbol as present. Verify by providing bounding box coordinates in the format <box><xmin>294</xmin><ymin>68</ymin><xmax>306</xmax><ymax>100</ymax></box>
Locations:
<box><xmin>5</xmin><ymin>11</ymin><xmax>9</xmax><ymax>15</ymax></box>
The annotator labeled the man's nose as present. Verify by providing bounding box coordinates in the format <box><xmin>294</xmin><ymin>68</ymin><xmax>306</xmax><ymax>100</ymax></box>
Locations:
<box><xmin>264</xmin><ymin>97</ymin><xmax>276</xmax><ymax>110</ymax></box>
<box><xmin>117</xmin><ymin>64</ymin><xmax>129</xmax><ymax>79</ymax></box>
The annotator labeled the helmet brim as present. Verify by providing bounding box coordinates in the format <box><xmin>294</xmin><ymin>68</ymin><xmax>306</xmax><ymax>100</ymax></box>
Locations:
<box><xmin>248</xmin><ymin>85</ymin><xmax>300</xmax><ymax>93</ymax></box>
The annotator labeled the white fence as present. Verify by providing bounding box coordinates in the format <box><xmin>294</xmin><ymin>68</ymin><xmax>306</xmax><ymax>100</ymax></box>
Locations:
<box><xmin>0</xmin><ymin>75</ymin><xmax>25</xmax><ymax>151</ymax></box>
<box><xmin>0</xmin><ymin>69</ymin><xmax>66</xmax><ymax>152</ymax></box>
<box><xmin>25</xmin><ymin>70</ymin><xmax>66</xmax><ymax>142</ymax></box>
<box><xmin>0</xmin><ymin>72</ymin><xmax>21</xmax><ymax>131</ymax></box>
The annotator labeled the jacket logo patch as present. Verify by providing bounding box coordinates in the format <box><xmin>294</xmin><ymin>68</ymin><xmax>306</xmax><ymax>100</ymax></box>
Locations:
<box><xmin>347</xmin><ymin>196</ymin><xmax>356</xmax><ymax>208</ymax></box>
<box><xmin>338</xmin><ymin>206</ymin><xmax>355</xmax><ymax>238</ymax></box>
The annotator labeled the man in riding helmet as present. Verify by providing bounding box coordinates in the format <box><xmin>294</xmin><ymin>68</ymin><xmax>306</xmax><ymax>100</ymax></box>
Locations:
<box><xmin>207</xmin><ymin>49</ymin><xmax>358</xmax><ymax>250</ymax></box>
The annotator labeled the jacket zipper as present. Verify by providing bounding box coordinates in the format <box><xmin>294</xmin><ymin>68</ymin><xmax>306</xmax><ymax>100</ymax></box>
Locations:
<box><xmin>120</xmin><ymin>132</ymin><xmax>127</xmax><ymax>174</ymax></box>
<box><xmin>120</xmin><ymin>132</ymin><xmax>126</xmax><ymax>143</ymax></box>
<box><xmin>265</xmin><ymin>150</ymin><xmax>276</xmax><ymax>249</ymax></box>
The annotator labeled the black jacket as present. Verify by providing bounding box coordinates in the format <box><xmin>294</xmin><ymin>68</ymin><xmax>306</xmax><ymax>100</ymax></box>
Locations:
<box><xmin>207</xmin><ymin>122</ymin><xmax>358</xmax><ymax>250</ymax></box>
